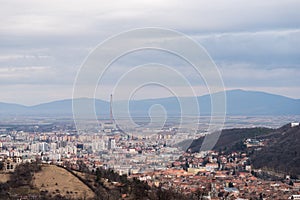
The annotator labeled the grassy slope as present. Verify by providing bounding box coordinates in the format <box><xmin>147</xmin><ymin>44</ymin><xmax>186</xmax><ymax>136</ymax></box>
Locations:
<box><xmin>33</xmin><ymin>165</ymin><xmax>95</xmax><ymax>199</ymax></box>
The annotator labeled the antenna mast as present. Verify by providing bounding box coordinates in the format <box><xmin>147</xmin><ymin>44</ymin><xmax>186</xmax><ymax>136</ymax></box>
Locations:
<box><xmin>110</xmin><ymin>94</ymin><xmax>113</xmax><ymax>123</ymax></box>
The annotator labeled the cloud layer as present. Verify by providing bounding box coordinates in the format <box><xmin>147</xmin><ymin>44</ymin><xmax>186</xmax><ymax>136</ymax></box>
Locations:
<box><xmin>0</xmin><ymin>0</ymin><xmax>299</xmax><ymax>105</ymax></box>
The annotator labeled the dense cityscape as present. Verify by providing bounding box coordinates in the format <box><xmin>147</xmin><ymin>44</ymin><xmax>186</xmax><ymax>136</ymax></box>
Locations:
<box><xmin>0</xmin><ymin>116</ymin><xmax>299</xmax><ymax>199</ymax></box>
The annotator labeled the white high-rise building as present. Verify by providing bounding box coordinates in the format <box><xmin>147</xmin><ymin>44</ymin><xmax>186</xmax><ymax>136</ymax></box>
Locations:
<box><xmin>39</xmin><ymin>142</ymin><xmax>49</xmax><ymax>152</ymax></box>
<box><xmin>108</xmin><ymin>138</ymin><xmax>116</xmax><ymax>150</ymax></box>
<box><xmin>50</xmin><ymin>143</ymin><xmax>57</xmax><ymax>152</ymax></box>
<box><xmin>30</xmin><ymin>143</ymin><xmax>39</xmax><ymax>153</ymax></box>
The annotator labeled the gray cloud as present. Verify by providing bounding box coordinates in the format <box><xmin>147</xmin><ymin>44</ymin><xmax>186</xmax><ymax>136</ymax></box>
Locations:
<box><xmin>0</xmin><ymin>0</ymin><xmax>299</xmax><ymax>104</ymax></box>
<box><xmin>198</xmin><ymin>29</ymin><xmax>300</xmax><ymax>66</ymax></box>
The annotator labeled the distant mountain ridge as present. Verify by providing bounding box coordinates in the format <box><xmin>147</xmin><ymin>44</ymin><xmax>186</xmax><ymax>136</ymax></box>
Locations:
<box><xmin>0</xmin><ymin>90</ymin><xmax>300</xmax><ymax>117</ymax></box>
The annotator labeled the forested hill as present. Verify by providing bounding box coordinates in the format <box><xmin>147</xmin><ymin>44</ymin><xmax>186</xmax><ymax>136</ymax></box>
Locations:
<box><xmin>188</xmin><ymin>127</ymin><xmax>273</xmax><ymax>153</ymax></box>
<box><xmin>189</xmin><ymin>123</ymin><xmax>300</xmax><ymax>176</ymax></box>
<box><xmin>251</xmin><ymin>124</ymin><xmax>300</xmax><ymax>176</ymax></box>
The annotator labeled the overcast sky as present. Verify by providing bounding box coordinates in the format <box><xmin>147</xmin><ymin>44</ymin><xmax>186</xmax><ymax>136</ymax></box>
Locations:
<box><xmin>0</xmin><ymin>0</ymin><xmax>299</xmax><ymax>105</ymax></box>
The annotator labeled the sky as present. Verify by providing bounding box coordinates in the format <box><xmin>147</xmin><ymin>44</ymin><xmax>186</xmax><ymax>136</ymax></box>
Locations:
<box><xmin>0</xmin><ymin>0</ymin><xmax>299</xmax><ymax>105</ymax></box>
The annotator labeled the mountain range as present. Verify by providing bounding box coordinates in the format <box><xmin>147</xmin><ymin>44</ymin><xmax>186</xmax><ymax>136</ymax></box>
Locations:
<box><xmin>0</xmin><ymin>89</ymin><xmax>300</xmax><ymax>117</ymax></box>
